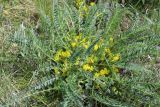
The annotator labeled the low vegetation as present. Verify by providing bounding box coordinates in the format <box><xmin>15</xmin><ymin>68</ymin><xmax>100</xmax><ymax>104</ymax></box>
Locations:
<box><xmin>0</xmin><ymin>0</ymin><xmax>160</xmax><ymax>106</ymax></box>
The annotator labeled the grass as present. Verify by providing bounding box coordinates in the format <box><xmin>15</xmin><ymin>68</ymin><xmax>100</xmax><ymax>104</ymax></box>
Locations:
<box><xmin>0</xmin><ymin>0</ymin><xmax>160</xmax><ymax>106</ymax></box>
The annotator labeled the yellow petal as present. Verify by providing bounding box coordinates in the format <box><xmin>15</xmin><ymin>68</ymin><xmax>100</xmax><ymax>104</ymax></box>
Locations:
<box><xmin>111</xmin><ymin>54</ymin><xmax>120</xmax><ymax>62</ymax></box>
<box><xmin>71</xmin><ymin>42</ymin><xmax>77</xmax><ymax>48</ymax></box>
<box><xmin>90</xmin><ymin>2</ymin><xmax>95</xmax><ymax>6</ymax></box>
<box><xmin>94</xmin><ymin>44</ymin><xmax>99</xmax><ymax>51</ymax></box>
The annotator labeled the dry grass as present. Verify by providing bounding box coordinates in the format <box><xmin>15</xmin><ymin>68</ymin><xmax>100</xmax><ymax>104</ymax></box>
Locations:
<box><xmin>1</xmin><ymin>0</ymin><xmax>36</xmax><ymax>25</ymax></box>
<box><xmin>0</xmin><ymin>0</ymin><xmax>37</xmax><ymax>55</ymax></box>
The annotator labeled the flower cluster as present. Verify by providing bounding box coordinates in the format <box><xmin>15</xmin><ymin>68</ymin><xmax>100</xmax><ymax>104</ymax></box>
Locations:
<box><xmin>75</xmin><ymin>0</ymin><xmax>96</xmax><ymax>18</ymax></box>
<box><xmin>52</xmin><ymin>33</ymin><xmax>121</xmax><ymax>78</ymax></box>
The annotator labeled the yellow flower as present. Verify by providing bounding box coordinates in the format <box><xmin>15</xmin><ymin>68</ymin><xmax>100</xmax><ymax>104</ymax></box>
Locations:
<box><xmin>71</xmin><ymin>42</ymin><xmax>77</xmax><ymax>48</ymax></box>
<box><xmin>53</xmin><ymin>50</ymin><xmax>62</xmax><ymax>61</ymax></box>
<box><xmin>111</xmin><ymin>54</ymin><xmax>120</xmax><ymax>62</ymax></box>
<box><xmin>54</xmin><ymin>54</ymin><xmax>60</xmax><ymax>61</ymax></box>
<box><xmin>99</xmin><ymin>68</ymin><xmax>110</xmax><ymax>76</ymax></box>
<box><xmin>82</xmin><ymin>64</ymin><xmax>94</xmax><ymax>71</ymax></box>
<box><xmin>90</xmin><ymin>2</ymin><xmax>95</xmax><ymax>6</ymax></box>
<box><xmin>94</xmin><ymin>44</ymin><xmax>99</xmax><ymax>51</ymax></box>
<box><xmin>76</xmin><ymin>0</ymin><xmax>83</xmax><ymax>7</ymax></box>
<box><xmin>83</xmin><ymin>41</ymin><xmax>90</xmax><ymax>49</ymax></box>
<box><xmin>83</xmin><ymin>44</ymin><xmax>89</xmax><ymax>49</ymax></box>
<box><xmin>61</xmin><ymin>50</ymin><xmax>71</xmax><ymax>58</ymax></box>
<box><xmin>82</xmin><ymin>5</ymin><xmax>88</xmax><ymax>12</ymax></box>
<box><xmin>105</xmin><ymin>48</ymin><xmax>112</xmax><ymax>57</ymax></box>
<box><xmin>105</xmin><ymin>48</ymin><xmax>111</xmax><ymax>54</ymax></box>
